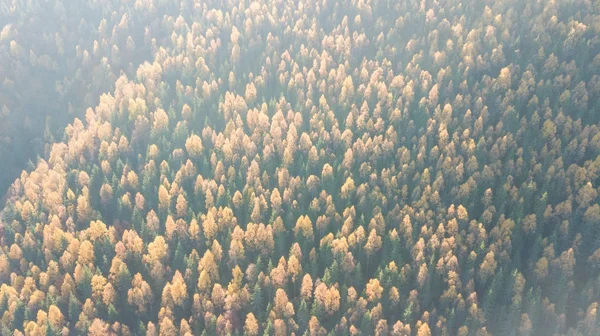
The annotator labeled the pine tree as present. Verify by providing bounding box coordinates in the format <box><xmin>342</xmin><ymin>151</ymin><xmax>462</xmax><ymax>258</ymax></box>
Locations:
<box><xmin>107</xmin><ymin>303</ymin><xmax>119</xmax><ymax>322</ymax></box>
<box><xmin>251</xmin><ymin>283</ymin><xmax>264</xmax><ymax>318</ymax></box>
<box><xmin>12</xmin><ymin>300</ymin><xmax>25</xmax><ymax>331</ymax></box>
<box><xmin>263</xmin><ymin>320</ymin><xmax>273</xmax><ymax>336</ymax></box>
<box><xmin>297</xmin><ymin>299</ymin><xmax>310</xmax><ymax>334</ymax></box>
<box><xmin>77</xmin><ymin>266</ymin><xmax>93</xmax><ymax>299</ymax></box>
<box><xmin>68</xmin><ymin>293</ymin><xmax>82</xmax><ymax>325</ymax></box>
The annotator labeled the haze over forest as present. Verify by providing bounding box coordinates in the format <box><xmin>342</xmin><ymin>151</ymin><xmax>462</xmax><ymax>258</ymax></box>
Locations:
<box><xmin>1</xmin><ymin>0</ymin><xmax>600</xmax><ymax>335</ymax></box>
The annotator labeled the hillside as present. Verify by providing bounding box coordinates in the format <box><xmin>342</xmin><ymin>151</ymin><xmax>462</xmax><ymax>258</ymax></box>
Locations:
<box><xmin>1</xmin><ymin>0</ymin><xmax>600</xmax><ymax>335</ymax></box>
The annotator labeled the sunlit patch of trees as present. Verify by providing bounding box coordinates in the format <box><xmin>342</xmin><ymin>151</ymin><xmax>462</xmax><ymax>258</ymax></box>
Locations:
<box><xmin>1</xmin><ymin>0</ymin><xmax>600</xmax><ymax>334</ymax></box>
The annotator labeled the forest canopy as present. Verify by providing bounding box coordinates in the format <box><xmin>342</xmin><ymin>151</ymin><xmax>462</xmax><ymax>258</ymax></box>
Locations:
<box><xmin>1</xmin><ymin>0</ymin><xmax>600</xmax><ymax>335</ymax></box>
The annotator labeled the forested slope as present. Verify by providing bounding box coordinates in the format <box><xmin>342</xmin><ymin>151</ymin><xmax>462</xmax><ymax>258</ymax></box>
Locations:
<box><xmin>1</xmin><ymin>0</ymin><xmax>600</xmax><ymax>335</ymax></box>
<box><xmin>0</xmin><ymin>0</ymin><xmax>163</xmax><ymax>194</ymax></box>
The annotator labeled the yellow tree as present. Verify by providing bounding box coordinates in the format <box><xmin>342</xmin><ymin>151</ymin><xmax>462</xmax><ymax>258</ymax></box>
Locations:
<box><xmin>364</xmin><ymin>229</ymin><xmax>382</xmax><ymax>270</ymax></box>
<box><xmin>324</xmin><ymin>286</ymin><xmax>341</xmax><ymax>316</ymax></box>
<box><xmin>158</xmin><ymin>185</ymin><xmax>171</xmax><ymax>213</ymax></box>
<box><xmin>128</xmin><ymin>273</ymin><xmax>153</xmax><ymax>316</ymax></box>
<box><xmin>366</xmin><ymin>279</ymin><xmax>383</xmax><ymax>303</ymax></box>
<box><xmin>185</xmin><ymin>134</ymin><xmax>204</xmax><ymax>159</ymax></box>
<box><xmin>176</xmin><ymin>194</ymin><xmax>188</xmax><ymax>218</ymax></box>
<box><xmin>203</xmin><ymin>212</ymin><xmax>218</xmax><ymax>242</ymax></box>
<box><xmin>301</xmin><ymin>274</ymin><xmax>313</xmax><ymax>301</ymax></box>
<box><xmin>244</xmin><ymin>313</ymin><xmax>259</xmax><ymax>336</ymax></box>
<box><xmin>162</xmin><ymin>271</ymin><xmax>188</xmax><ymax>309</ymax></box>
<box><xmin>198</xmin><ymin>250</ymin><xmax>219</xmax><ymax>282</ymax></box>
<box><xmin>294</xmin><ymin>215</ymin><xmax>314</xmax><ymax>243</ymax></box>
<box><xmin>48</xmin><ymin>305</ymin><xmax>65</xmax><ymax>331</ymax></box>
<box><xmin>77</xmin><ymin>187</ymin><xmax>92</xmax><ymax>223</ymax></box>
<box><xmin>88</xmin><ymin>319</ymin><xmax>110</xmax><ymax>336</ymax></box>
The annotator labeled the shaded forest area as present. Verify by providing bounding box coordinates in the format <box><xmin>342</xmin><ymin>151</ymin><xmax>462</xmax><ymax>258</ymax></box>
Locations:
<box><xmin>1</xmin><ymin>0</ymin><xmax>600</xmax><ymax>335</ymax></box>
<box><xmin>0</xmin><ymin>0</ymin><xmax>160</xmax><ymax>196</ymax></box>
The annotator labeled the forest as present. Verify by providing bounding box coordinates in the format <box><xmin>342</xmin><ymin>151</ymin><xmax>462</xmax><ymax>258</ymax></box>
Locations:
<box><xmin>1</xmin><ymin>0</ymin><xmax>600</xmax><ymax>335</ymax></box>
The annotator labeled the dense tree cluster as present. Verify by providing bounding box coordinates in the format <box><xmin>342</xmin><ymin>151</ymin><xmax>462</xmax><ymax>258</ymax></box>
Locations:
<box><xmin>1</xmin><ymin>0</ymin><xmax>600</xmax><ymax>335</ymax></box>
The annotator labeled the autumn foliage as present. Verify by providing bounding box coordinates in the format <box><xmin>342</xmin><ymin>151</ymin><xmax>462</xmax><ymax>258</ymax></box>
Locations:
<box><xmin>1</xmin><ymin>0</ymin><xmax>600</xmax><ymax>335</ymax></box>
